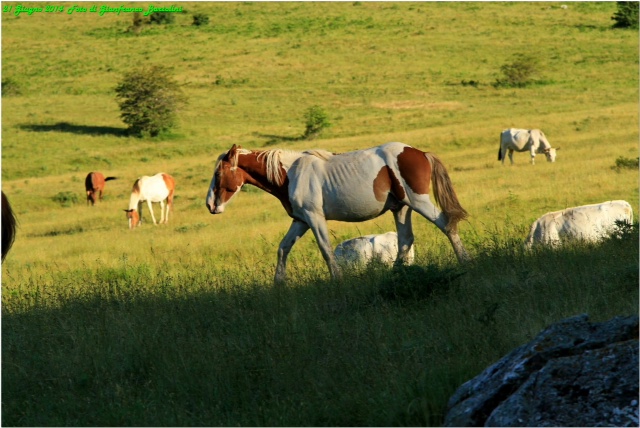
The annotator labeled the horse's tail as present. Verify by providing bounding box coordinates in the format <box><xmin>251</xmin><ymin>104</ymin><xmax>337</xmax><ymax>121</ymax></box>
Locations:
<box><xmin>2</xmin><ymin>191</ymin><xmax>17</xmax><ymax>262</ymax></box>
<box><xmin>105</xmin><ymin>176</ymin><xmax>117</xmax><ymax>181</ymax></box>
<box><xmin>498</xmin><ymin>144</ymin><xmax>503</xmax><ymax>161</ymax></box>
<box><xmin>425</xmin><ymin>153</ymin><xmax>468</xmax><ymax>232</ymax></box>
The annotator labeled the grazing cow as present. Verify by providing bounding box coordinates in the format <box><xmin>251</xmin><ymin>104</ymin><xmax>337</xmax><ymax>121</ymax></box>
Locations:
<box><xmin>525</xmin><ymin>200</ymin><xmax>633</xmax><ymax>249</ymax></box>
<box><xmin>335</xmin><ymin>232</ymin><xmax>415</xmax><ymax>268</ymax></box>
<box><xmin>2</xmin><ymin>191</ymin><xmax>17</xmax><ymax>262</ymax></box>
<box><xmin>206</xmin><ymin>142</ymin><xmax>470</xmax><ymax>284</ymax></box>
<box><xmin>85</xmin><ymin>172</ymin><xmax>117</xmax><ymax>205</ymax></box>
<box><xmin>499</xmin><ymin>128</ymin><xmax>559</xmax><ymax>165</ymax></box>
<box><xmin>124</xmin><ymin>173</ymin><xmax>175</xmax><ymax>229</ymax></box>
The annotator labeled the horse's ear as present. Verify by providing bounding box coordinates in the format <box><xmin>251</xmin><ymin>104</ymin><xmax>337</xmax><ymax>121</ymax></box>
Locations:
<box><xmin>228</xmin><ymin>144</ymin><xmax>240</xmax><ymax>169</ymax></box>
<box><xmin>555</xmin><ymin>147</ymin><xmax>561</xmax><ymax>150</ymax></box>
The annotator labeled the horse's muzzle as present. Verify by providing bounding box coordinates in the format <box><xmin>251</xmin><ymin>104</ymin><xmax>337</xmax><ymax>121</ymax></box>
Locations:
<box><xmin>207</xmin><ymin>203</ymin><xmax>224</xmax><ymax>214</ymax></box>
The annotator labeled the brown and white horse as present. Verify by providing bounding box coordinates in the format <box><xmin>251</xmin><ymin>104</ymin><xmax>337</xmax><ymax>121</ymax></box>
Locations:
<box><xmin>124</xmin><ymin>173</ymin><xmax>175</xmax><ymax>229</ymax></box>
<box><xmin>206</xmin><ymin>142</ymin><xmax>470</xmax><ymax>283</ymax></box>
<box><xmin>2</xmin><ymin>191</ymin><xmax>17</xmax><ymax>262</ymax></box>
<box><xmin>85</xmin><ymin>172</ymin><xmax>117</xmax><ymax>205</ymax></box>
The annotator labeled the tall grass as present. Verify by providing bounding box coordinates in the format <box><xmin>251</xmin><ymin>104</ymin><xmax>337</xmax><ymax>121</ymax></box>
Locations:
<box><xmin>3</xmin><ymin>226</ymin><xmax>637</xmax><ymax>426</ymax></box>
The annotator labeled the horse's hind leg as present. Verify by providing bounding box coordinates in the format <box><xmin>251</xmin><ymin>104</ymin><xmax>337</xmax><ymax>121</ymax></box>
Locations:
<box><xmin>410</xmin><ymin>195</ymin><xmax>470</xmax><ymax>263</ymax></box>
<box><xmin>275</xmin><ymin>220</ymin><xmax>310</xmax><ymax>284</ymax></box>
<box><xmin>162</xmin><ymin>200</ymin><xmax>170</xmax><ymax>224</ymax></box>
<box><xmin>146</xmin><ymin>200</ymin><xmax>158</xmax><ymax>224</ymax></box>
<box><xmin>159</xmin><ymin>200</ymin><xmax>166</xmax><ymax>224</ymax></box>
<box><xmin>393</xmin><ymin>205</ymin><xmax>414</xmax><ymax>266</ymax></box>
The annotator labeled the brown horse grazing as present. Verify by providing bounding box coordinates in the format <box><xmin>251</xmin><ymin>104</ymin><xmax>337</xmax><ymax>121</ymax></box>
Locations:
<box><xmin>2</xmin><ymin>191</ymin><xmax>17</xmax><ymax>262</ymax></box>
<box><xmin>85</xmin><ymin>172</ymin><xmax>117</xmax><ymax>205</ymax></box>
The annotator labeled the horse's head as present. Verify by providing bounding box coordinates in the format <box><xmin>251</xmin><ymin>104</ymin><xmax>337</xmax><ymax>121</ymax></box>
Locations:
<box><xmin>124</xmin><ymin>209</ymin><xmax>140</xmax><ymax>229</ymax></box>
<box><xmin>206</xmin><ymin>144</ymin><xmax>246</xmax><ymax>214</ymax></box>
<box><xmin>544</xmin><ymin>147</ymin><xmax>559</xmax><ymax>163</ymax></box>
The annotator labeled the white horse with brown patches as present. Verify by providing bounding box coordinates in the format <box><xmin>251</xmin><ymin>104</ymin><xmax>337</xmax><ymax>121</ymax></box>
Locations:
<box><xmin>206</xmin><ymin>142</ymin><xmax>470</xmax><ymax>284</ymax></box>
<box><xmin>124</xmin><ymin>173</ymin><xmax>175</xmax><ymax>229</ymax></box>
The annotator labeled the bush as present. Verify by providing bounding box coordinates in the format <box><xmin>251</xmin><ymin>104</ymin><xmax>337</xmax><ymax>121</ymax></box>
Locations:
<box><xmin>494</xmin><ymin>54</ymin><xmax>541</xmax><ymax>88</ymax></box>
<box><xmin>612</xmin><ymin>2</ymin><xmax>639</xmax><ymax>29</ymax></box>
<box><xmin>115</xmin><ymin>65</ymin><xmax>186</xmax><ymax>137</ymax></box>
<box><xmin>149</xmin><ymin>12</ymin><xmax>175</xmax><ymax>25</ymax></box>
<box><xmin>302</xmin><ymin>105</ymin><xmax>331</xmax><ymax>140</ymax></box>
<box><xmin>192</xmin><ymin>13</ymin><xmax>209</xmax><ymax>26</ymax></box>
<box><xmin>613</xmin><ymin>156</ymin><xmax>639</xmax><ymax>171</ymax></box>
<box><xmin>52</xmin><ymin>191</ymin><xmax>79</xmax><ymax>207</ymax></box>
<box><xmin>2</xmin><ymin>78</ymin><xmax>21</xmax><ymax>97</ymax></box>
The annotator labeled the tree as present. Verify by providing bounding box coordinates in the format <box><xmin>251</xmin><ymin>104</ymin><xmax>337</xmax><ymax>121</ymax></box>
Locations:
<box><xmin>115</xmin><ymin>65</ymin><xmax>186</xmax><ymax>137</ymax></box>
<box><xmin>612</xmin><ymin>2</ymin><xmax>639</xmax><ymax>29</ymax></box>
<box><xmin>302</xmin><ymin>105</ymin><xmax>331</xmax><ymax>140</ymax></box>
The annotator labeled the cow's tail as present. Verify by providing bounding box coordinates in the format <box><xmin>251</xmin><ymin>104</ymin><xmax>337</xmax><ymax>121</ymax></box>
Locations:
<box><xmin>425</xmin><ymin>153</ymin><xmax>468</xmax><ymax>232</ymax></box>
<box><xmin>105</xmin><ymin>176</ymin><xmax>117</xmax><ymax>181</ymax></box>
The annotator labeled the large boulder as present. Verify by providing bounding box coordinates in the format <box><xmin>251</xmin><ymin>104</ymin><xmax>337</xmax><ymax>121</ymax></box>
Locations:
<box><xmin>444</xmin><ymin>314</ymin><xmax>639</xmax><ymax>427</ymax></box>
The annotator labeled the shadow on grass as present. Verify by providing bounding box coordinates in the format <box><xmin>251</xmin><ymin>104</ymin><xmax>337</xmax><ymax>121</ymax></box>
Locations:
<box><xmin>254</xmin><ymin>132</ymin><xmax>305</xmax><ymax>146</ymax></box>
<box><xmin>19</xmin><ymin>121</ymin><xmax>128</xmax><ymax>137</ymax></box>
<box><xmin>3</xmin><ymin>225</ymin><xmax>638</xmax><ymax>426</ymax></box>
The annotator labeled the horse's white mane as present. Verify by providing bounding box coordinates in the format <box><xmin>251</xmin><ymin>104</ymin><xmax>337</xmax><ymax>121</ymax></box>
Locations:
<box><xmin>256</xmin><ymin>149</ymin><xmax>334</xmax><ymax>185</ymax></box>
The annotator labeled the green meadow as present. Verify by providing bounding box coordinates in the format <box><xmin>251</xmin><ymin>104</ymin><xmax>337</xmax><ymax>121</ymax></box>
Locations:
<box><xmin>2</xmin><ymin>2</ymin><xmax>638</xmax><ymax>426</ymax></box>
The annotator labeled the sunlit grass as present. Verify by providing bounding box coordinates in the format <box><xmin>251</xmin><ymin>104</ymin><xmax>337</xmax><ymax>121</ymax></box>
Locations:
<box><xmin>1</xmin><ymin>2</ymin><xmax>638</xmax><ymax>426</ymax></box>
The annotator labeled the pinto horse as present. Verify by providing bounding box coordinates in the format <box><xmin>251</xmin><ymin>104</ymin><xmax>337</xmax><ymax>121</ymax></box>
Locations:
<box><xmin>2</xmin><ymin>191</ymin><xmax>17</xmax><ymax>262</ymax></box>
<box><xmin>206</xmin><ymin>142</ymin><xmax>470</xmax><ymax>283</ymax></box>
<box><xmin>85</xmin><ymin>172</ymin><xmax>117</xmax><ymax>205</ymax></box>
<box><xmin>124</xmin><ymin>173</ymin><xmax>175</xmax><ymax>229</ymax></box>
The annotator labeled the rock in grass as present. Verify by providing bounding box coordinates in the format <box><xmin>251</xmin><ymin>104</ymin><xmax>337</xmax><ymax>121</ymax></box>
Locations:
<box><xmin>444</xmin><ymin>314</ymin><xmax>639</xmax><ymax>427</ymax></box>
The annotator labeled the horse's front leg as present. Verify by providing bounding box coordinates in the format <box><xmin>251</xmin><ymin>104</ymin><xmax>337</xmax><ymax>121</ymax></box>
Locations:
<box><xmin>275</xmin><ymin>220</ymin><xmax>310</xmax><ymax>284</ymax></box>
<box><xmin>305</xmin><ymin>214</ymin><xmax>342</xmax><ymax>281</ymax></box>
<box><xmin>146</xmin><ymin>200</ymin><xmax>158</xmax><ymax>224</ymax></box>
<box><xmin>393</xmin><ymin>205</ymin><xmax>415</xmax><ymax>266</ymax></box>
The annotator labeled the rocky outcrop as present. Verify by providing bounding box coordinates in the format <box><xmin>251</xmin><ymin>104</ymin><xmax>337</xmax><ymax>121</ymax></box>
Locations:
<box><xmin>444</xmin><ymin>314</ymin><xmax>639</xmax><ymax>427</ymax></box>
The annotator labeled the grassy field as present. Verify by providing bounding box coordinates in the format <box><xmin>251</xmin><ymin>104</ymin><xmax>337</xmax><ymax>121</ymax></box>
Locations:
<box><xmin>2</xmin><ymin>2</ymin><xmax>638</xmax><ymax>426</ymax></box>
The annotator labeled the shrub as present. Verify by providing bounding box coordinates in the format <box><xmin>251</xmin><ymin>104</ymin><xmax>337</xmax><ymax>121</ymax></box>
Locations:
<box><xmin>302</xmin><ymin>105</ymin><xmax>332</xmax><ymax>140</ymax></box>
<box><xmin>494</xmin><ymin>54</ymin><xmax>541</xmax><ymax>88</ymax></box>
<box><xmin>114</xmin><ymin>65</ymin><xmax>187</xmax><ymax>137</ymax></box>
<box><xmin>613</xmin><ymin>156</ymin><xmax>639</xmax><ymax>171</ymax></box>
<box><xmin>192</xmin><ymin>13</ymin><xmax>209</xmax><ymax>26</ymax></box>
<box><xmin>2</xmin><ymin>78</ymin><xmax>21</xmax><ymax>97</ymax></box>
<box><xmin>612</xmin><ymin>2</ymin><xmax>639</xmax><ymax>29</ymax></box>
<box><xmin>149</xmin><ymin>12</ymin><xmax>175</xmax><ymax>25</ymax></box>
<box><xmin>52</xmin><ymin>191</ymin><xmax>79</xmax><ymax>207</ymax></box>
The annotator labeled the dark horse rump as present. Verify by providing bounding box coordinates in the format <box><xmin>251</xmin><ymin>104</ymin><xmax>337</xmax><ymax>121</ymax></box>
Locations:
<box><xmin>85</xmin><ymin>172</ymin><xmax>117</xmax><ymax>205</ymax></box>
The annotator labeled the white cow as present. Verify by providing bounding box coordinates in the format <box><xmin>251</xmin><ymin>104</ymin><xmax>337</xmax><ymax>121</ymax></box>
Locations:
<box><xmin>499</xmin><ymin>128</ymin><xmax>559</xmax><ymax>165</ymax></box>
<box><xmin>525</xmin><ymin>200</ymin><xmax>633</xmax><ymax>249</ymax></box>
<box><xmin>335</xmin><ymin>232</ymin><xmax>415</xmax><ymax>268</ymax></box>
